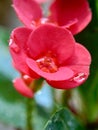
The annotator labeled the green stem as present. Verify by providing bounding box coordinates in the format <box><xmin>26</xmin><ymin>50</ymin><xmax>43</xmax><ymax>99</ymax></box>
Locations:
<box><xmin>25</xmin><ymin>78</ymin><xmax>43</xmax><ymax>130</ymax></box>
<box><xmin>26</xmin><ymin>98</ymin><xmax>34</xmax><ymax>130</ymax></box>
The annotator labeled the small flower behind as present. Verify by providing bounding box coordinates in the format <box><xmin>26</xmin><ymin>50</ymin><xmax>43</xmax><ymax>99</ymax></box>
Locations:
<box><xmin>12</xmin><ymin>0</ymin><xmax>92</xmax><ymax>35</ymax></box>
<box><xmin>13</xmin><ymin>75</ymin><xmax>34</xmax><ymax>98</ymax></box>
<box><xmin>49</xmin><ymin>0</ymin><xmax>92</xmax><ymax>34</ymax></box>
<box><xmin>9</xmin><ymin>24</ymin><xmax>91</xmax><ymax>97</ymax></box>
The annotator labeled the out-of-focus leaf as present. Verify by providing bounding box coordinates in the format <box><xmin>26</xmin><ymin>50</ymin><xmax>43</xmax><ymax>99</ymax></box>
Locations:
<box><xmin>0</xmin><ymin>26</ymin><xmax>10</xmax><ymax>46</ymax></box>
<box><xmin>44</xmin><ymin>108</ymin><xmax>85</xmax><ymax>130</ymax></box>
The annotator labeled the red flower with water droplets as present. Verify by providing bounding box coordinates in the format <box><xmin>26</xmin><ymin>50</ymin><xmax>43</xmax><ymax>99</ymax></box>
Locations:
<box><xmin>9</xmin><ymin>24</ymin><xmax>91</xmax><ymax>97</ymax></box>
<box><xmin>12</xmin><ymin>0</ymin><xmax>92</xmax><ymax>34</ymax></box>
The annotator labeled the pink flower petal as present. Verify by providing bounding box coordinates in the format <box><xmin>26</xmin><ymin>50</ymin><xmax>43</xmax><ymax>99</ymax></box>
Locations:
<box><xmin>12</xmin><ymin>0</ymin><xmax>42</xmax><ymax>28</ymax></box>
<box><xmin>9</xmin><ymin>27</ymin><xmax>40</xmax><ymax>78</ymax></box>
<box><xmin>63</xmin><ymin>43</ymin><xmax>91</xmax><ymax>66</ymax></box>
<box><xmin>47</xmin><ymin>66</ymin><xmax>90</xmax><ymax>89</ymax></box>
<box><xmin>27</xmin><ymin>24</ymin><xmax>75</xmax><ymax>65</ymax></box>
<box><xmin>13</xmin><ymin>78</ymin><xmax>34</xmax><ymax>98</ymax></box>
<box><xmin>49</xmin><ymin>0</ymin><xmax>92</xmax><ymax>34</ymax></box>
<box><xmin>74</xmin><ymin>43</ymin><xmax>91</xmax><ymax>65</ymax></box>
<box><xmin>34</xmin><ymin>0</ymin><xmax>48</xmax><ymax>3</ymax></box>
<box><xmin>10</xmin><ymin>27</ymin><xmax>32</xmax><ymax>49</ymax></box>
<box><xmin>47</xmin><ymin>43</ymin><xmax>91</xmax><ymax>89</ymax></box>
<box><xmin>26</xmin><ymin>58</ymin><xmax>74</xmax><ymax>81</ymax></box>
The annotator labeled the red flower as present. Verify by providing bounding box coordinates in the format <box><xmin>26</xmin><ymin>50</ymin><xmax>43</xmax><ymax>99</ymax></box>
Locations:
<box><xmin>49</xmin><ymin>0</ymin><xmax>92</xmax><ymax>34</ymax></box>
<box><xmin>9</xmin><ymin>24</ymin><xmax>91</xmax><ymax>97</ymax></box>
<box><xmin>13</xmin><ymin>75</ymin><xmax>34</xmax><ymax>98</ymax></box>
<box><xmin>12</xmin><ymin>0</ymin><xmax>42</xmax><ymax>28</ymax></box>
<box><xmin>12</xmin><ymin>0</ymin><xmax>92</xmax><ymax>34</ymax></box>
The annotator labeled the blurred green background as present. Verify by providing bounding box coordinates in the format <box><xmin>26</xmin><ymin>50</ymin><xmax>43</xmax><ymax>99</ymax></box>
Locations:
<box><xmin>0</xmin><ymin>0</ymin><xmax>98</xmax><ymax>130</ymax></box>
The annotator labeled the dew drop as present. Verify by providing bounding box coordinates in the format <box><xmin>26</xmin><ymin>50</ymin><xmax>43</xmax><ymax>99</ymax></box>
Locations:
<box><xmin>72</xmin><ymin>73</ymin><xmax>86</xmax><ymax>83</ymax></box>
<box><xmin>40</xmin><ymin>18</ymin><xmax>49</xmax><ymax>24</ymax></box>
<box><xmin>23</xmin><ymin>75</ymin><xmax>30</xmax><ymax>80</ymax></box>
<box><xmin>9</xmin><ymin>38</ymin><xmax>13</xmax><ymax>45</ymax></box>
<box><xmin>10</xmin><ymin>43</ymin><xmax>20</xmax><ymax>53</ymax></box>
<box><xmin>23</xmin><ymin>75</ymin><xmax>33</xmax><ymax>85</ymax></box>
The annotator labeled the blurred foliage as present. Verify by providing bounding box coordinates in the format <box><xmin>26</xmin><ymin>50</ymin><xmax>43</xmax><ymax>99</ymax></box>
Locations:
<box><xmin>44</xmin><ymin>108</ymin><xmax>85</xmax><ymax>130</ymax></box>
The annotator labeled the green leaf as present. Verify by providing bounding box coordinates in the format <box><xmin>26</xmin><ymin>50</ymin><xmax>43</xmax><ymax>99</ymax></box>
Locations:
<box><xmin>44</xmin><ymin>108</ymin><xmax>85</xmax><ymax>130</ymax></box>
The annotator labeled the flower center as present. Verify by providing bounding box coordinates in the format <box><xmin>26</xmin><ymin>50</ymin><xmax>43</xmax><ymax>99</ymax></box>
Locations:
<box><xmin>36</xmin><ymin>54</ymin><xmax>58</xmax><ymax>73</ymax></box>
<box><xmin>31</xmin><ymin>18</ymin><xmax>58</xmax><ymax>27</ymax></box>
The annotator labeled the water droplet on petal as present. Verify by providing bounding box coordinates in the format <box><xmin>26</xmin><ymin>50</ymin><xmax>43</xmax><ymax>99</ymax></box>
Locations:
<box><xmin>9</xmin><ymin>38</ymin><xmax>13</xmax><ymax>45</ymax></box>
<box><xmin>72</xmin><ymin>73</ymin><xmax>87</xmax><ymax>83</ymax></box>
<box><xmin>40</xmin><ymin>18</ymin><xmax>49</xmax><ymax>24</ymax></box>
<box><xmin>10</xmin><ymin>42</ymin><xmax>20</xmax><ymax>53</ymax></box>
<box><xmin>22</xmin><ymin>75</ymin><xmax>33</xmax><ymax>85</ymax></box>
<box><xmin>23</xmin><ymin>75</ymin><xmax>29</xmax><ymax>80</ymax></box>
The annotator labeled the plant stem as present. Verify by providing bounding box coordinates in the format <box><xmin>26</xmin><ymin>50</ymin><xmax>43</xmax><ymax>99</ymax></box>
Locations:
<box><xmin>26</xmin><ymin>98</ymin><xmax>34</xmax><ymax>130</ymax></box>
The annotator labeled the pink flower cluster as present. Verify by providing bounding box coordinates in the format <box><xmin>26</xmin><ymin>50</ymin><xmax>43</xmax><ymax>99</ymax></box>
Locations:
<box><xmin>9</xmin><ymin>0</ymin><xmax>92</xmax><ymax>98</ymax></box>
